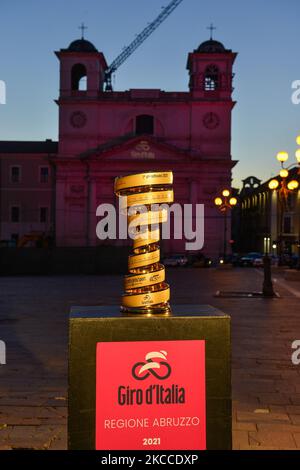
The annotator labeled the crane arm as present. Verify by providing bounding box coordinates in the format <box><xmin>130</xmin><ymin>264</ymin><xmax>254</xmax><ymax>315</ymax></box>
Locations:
<box><xmin>105</xmin><ymin>0</ymin><xmax>184</xmax><ymax>90</ymax></box>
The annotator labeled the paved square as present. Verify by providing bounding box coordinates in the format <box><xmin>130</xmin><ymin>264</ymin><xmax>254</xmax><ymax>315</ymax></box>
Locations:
<box><xmin>0</xmin><ymin>268</ymin><xmax>300</xmax><ymax>449</ymax></box>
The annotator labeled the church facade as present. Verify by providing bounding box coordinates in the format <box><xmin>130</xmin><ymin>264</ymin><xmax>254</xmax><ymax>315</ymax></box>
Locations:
<box><xmin>0</xmin><ymin>36</ymin><xmax>237</xmax><ymax>259</ymax></box>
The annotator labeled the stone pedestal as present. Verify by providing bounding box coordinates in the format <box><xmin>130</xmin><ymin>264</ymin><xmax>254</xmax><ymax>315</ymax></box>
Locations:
<box><xmin>68</xmin><ymin>305</ymin><xmax>231</xmax><ymax>450</ymax></box>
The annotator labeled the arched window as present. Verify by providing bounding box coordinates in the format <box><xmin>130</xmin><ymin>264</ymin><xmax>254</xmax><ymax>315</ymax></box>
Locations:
<box><xmin>71</xmin><ymin>64</ymin><xmax>87</xmax><ymax>91</ymax></box>
<box><xmin>135</xmin><ymin>115</ymin><xmax>154</xmax><ymax>135</ymax></box>
<box><xmin>204</xmin><ymin>65</ymin><xmax>219</xmax><ymax>91</ymax></box>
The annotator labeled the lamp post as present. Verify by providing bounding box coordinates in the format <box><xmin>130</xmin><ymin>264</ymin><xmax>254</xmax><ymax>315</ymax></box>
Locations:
<box><xmin>268</xmin><ymin>137</ymin><xmax>300</xmax><ymax>266</ymax></box>
<box><xmin>214</xmin><ymin>189</ymin><xmax>237</xmax><ymax>263</ymax></box>
<box><xmin>262</xmin><ymin>236</ymin><xmax>276</xmax><ymax>297</ymax></box>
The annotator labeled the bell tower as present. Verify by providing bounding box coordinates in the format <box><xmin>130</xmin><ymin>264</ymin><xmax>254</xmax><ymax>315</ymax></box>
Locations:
<box><xmin>187</xmin><ymin>37</ymin><xmax>237</xmax><ymax>100</ymax></box>
<box><xmin>55</xmin><ymin>38</ymin><xmax>108</xmax><ymax>97</ymax></box>
<box><xmin>55</xmin><ymin>37</ymin><xmax>108</xmax><ymax>156</ymax></box>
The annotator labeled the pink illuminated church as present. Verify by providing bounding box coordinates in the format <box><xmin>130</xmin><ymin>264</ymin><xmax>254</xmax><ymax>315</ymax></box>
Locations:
<box><xmin>0</xmin><ymin>35</ymin><xmax>237</xmax><ymax>259</ymax></box>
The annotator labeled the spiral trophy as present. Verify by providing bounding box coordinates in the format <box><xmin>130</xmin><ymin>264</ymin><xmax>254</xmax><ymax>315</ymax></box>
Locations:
<box><xmin>114</xmin><ymin>171</ymin><xmax>174</xmax><ymax>315</ymax></box>
<box><xmin>70</xmin><ymin>172</ymin><xmax>231</xmax><ymax>451</ymax></box>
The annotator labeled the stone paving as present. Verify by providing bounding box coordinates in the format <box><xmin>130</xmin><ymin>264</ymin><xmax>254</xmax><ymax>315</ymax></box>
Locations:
<box><xmin>0</xmin><ymin>268</ymin><xmax>300</xmax><ymax>450</ymax></box>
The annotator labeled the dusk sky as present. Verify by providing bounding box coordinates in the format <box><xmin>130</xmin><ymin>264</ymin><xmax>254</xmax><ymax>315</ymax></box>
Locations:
<box><xmin>0</xmin><ymin>0</ymin><xmax>299</xmax><ymax>187</ymax></box>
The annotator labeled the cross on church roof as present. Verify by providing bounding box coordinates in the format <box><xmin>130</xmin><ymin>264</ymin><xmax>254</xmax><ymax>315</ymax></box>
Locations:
<box><xmin>207</xmin><ymin>23</ymin><xmax>216</xmax><ymax>40</ymax></box>
<box><xmin>79</xmin><ymin>22</ymin><xmax>88</xmax><ymax>39</ymax></box>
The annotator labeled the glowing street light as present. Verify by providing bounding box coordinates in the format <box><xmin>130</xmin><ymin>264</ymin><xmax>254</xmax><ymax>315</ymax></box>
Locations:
<box><xmin>277</xmin><ymin>151</ymin><xmax>289</xmax><ymax>163</ymax></box>
<box><xmin>269</xmin><ymin>136</ymin><xmax>300</xmax><ymax>268</ymax></box>
<box><xmin>268</xmin><ymin>179</ymin><xmax>279</xmax><ymax>190</ymax></box>
<box><xmin>287</xmin><ymin>180</ymin><xmax>299</xmax><ymax>191</ymax></box>
<box><xmin>214</xmin><ymin>189</ymin><xmax>238</xmax><ymax>262</ymax></box>
<box><xmin>229</xmin><ymin>197</ymin><xmax>238</xmax><ymax>206</ymax></box>
<box><xmin>279</xmin><ymin>169</ymin><xmax>289</xmax><ymax>178</ymax></box>
<box><xmin>214</xmin><ymin>197</ymin><xmax>223</xmax><ymax>206</ymax></box>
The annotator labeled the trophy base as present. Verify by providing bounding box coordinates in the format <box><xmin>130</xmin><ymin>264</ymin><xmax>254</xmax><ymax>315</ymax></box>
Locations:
<box><xmin>69</xmin><ymin>304</ymin><xmax>231</xmax><ymax>451</ymax></box>
<box><xmin>121</xmin><ymin>301</ymin><xmax>171</xmax><ymax>316</ymax></box>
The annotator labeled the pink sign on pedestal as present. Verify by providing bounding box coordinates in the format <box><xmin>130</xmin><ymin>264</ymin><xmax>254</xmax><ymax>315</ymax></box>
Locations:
<box><xmin>96</xmin><ymin>340</ymin><xmax>206</xmax><ymax>450</ymax></box>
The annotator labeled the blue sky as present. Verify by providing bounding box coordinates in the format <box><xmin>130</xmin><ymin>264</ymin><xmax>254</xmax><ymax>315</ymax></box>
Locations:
<box><xmin>0</xmin><ymin>0</ymin><xmax>299</xmax><ymax>186</ymax></box>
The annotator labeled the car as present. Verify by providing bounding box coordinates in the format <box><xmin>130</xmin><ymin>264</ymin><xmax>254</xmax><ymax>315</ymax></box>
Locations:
<box><xmin>163</xmin><ymin>254</ymin><xmax>188</xmax><ymax>267</ymax></box>
<box><xmin>253</xmin><ymin>257</ymin><xmax>264</xmax><ymax>267</ymax></box>
<box><xmin>239</xmin><ymin>252</ymin><xmax>263</xmax><ymax>267</ymax></box>
<box><xmin>287</xmin><ymin>254</ymin><xmax>299</xmax><ymax>268</ymax></box>
<box><xmin>0</xmin><ymin>239</ymin><xmax>17</xmax><ymax>248</ymax></box>
<box><xmin>228</xmin><ymin>253</ymin><xmax>241</xmax><ymax>267</ymax></box>
<box><xmin>252</xmin><ymin>255</ymin><xmax>279</xmax><ymax>268</ymax></box>
<box><xmin>186</xmin><ymin>252</ymin><xmax>212</xmax><ymax>268</ymax></box>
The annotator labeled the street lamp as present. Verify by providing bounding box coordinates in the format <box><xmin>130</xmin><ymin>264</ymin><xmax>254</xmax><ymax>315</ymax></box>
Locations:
<box><xmin>214</xmin><ymin>189</ymin><xmax>237</xmax><ymax>262</ymax></box>
<box><xmin>268</xmin><ymin>136</ymin><xmax>300</xmax><ymax>267</ymax></box>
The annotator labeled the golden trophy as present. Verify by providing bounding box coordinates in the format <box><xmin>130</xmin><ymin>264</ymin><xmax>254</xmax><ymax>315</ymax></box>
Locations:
<box><xmin>69</xmin><ymin>170</ymin><xmax>232</xmax><ymax>451</ymax></box>
<box><xmin>114</xmin><ymin>171</ymin><xmax>173</xmax><ymax>315</ymax></box>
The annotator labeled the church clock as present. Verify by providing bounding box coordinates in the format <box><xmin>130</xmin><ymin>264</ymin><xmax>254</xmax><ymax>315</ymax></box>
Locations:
<box><xmin>70</xmin><ymin>111</ymin><xmax>87</xmax><ymax>129</ymax></box>
<box><xmin>203</xmin><ymin>112</ymin><xmax>220</xmax><ymax>130</ymax></box>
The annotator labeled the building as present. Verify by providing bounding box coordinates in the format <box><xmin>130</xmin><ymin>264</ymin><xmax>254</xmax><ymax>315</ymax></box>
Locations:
<box><xmin>0</xmin><ymin>140</ymin><xmax>57</xmax><ymax>246</ymax></box>
<box><xmin>237</xmin><ymin>170</ymin><xmax>300</xmax><ymax>257</ymax></box>
<box><xmin>0</xmin><ymin>35</ymin><xmax>237</xmax><ymax>259</ymax></box>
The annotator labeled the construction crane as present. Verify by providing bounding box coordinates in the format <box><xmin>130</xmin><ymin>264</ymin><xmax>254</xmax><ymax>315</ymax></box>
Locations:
<box><xmin>104</xmin><ymin>0</ymin><xmax>184</xmax><ymax>91</ymax></box>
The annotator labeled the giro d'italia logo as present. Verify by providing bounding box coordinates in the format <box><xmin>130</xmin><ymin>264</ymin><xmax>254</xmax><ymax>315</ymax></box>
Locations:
<box><xmin>132</xmin><ymin>350</ymin><xmax>171</xmax><ymax>381</ymax></box>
